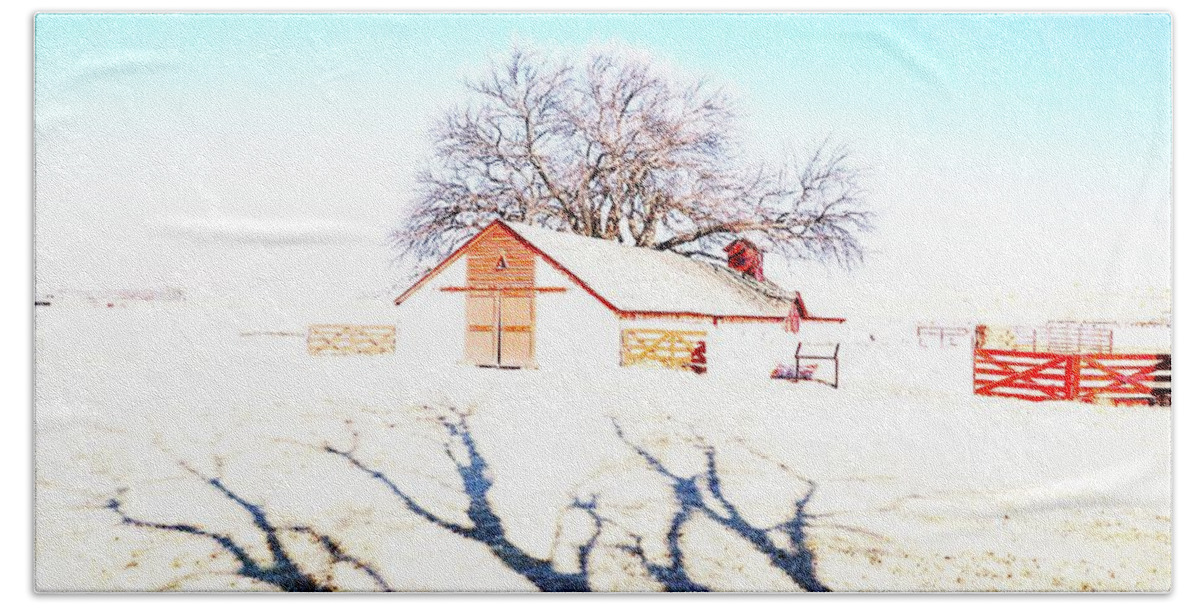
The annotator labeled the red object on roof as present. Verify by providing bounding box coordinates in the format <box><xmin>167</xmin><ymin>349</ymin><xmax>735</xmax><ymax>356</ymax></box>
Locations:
<box><xmin>723</xmin><ymin>239</ymin><xmax>764</xmax><ymax>281</ymax></box>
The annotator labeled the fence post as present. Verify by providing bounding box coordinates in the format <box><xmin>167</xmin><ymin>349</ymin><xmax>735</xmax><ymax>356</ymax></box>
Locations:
<box><xmin>971</xmin><ymin>326</ymin><xmax>984</xmax><ymax>396</ymax></box>
<box><xmin>1064</xmin><ymin>354</ymin><xmax>1080</xmax><ymax>401</ymax></box>
<box><xmin>833</xmin><ymin>344</ymin><xmax>840</xmax><ymax>389</ymax></box>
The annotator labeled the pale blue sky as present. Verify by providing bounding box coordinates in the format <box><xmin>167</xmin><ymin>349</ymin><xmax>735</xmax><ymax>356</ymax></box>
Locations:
<box><xmin>34</xmin><ymin>13</ymin><xmax>1171</xmax><ymax>319</ymax></box>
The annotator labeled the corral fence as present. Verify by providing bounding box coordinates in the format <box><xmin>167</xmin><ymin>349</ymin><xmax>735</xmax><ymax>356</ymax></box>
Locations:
<box><xmin>307</xmin><ymin>324</ymin><xmax>396</xmax><ymax>356</ymax></box>
<box><xmin>973</xmin><ymin>324</ymin><xmax>1169</xmax><ymax>406</ymax></box>
<box><xmin>976</xmin><ymin>321</ymin><xmax>1115</xmax><ymax>354</ymax></box>
<box><xmin>917</xmin><ymin>325</ymin><xmax>970</xmax><ymax>348</ymax></box>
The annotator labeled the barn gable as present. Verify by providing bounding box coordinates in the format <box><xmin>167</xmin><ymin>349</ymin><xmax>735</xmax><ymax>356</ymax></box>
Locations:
<box><xmin>394</xmin><ymin>221</ymin><xmax>621</xmax><ymax>311</ymax></box>
<box><xmin>465</xmin><ymin>227</ymin><xmax>535</xmax><ymax>290</ymax></box>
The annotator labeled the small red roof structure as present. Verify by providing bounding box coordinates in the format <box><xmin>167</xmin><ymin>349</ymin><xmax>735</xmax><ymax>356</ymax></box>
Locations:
<box><xmin>723</xmin><ymin>239</ymin><xmax>765</xmax><ymax>281</ymax></box>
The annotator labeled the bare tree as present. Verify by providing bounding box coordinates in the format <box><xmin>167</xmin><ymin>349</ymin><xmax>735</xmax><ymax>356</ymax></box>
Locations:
<box><xmin>391</xmin><ymin>48</ymin><xmax>872</xmax><ymax>271</ymax></box>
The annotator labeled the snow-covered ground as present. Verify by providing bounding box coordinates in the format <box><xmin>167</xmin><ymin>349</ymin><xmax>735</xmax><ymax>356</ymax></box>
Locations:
<box><xmin>34</xmin><ymin>305</ymin><xmax>1171</xmax><ymax>592</ymax></box>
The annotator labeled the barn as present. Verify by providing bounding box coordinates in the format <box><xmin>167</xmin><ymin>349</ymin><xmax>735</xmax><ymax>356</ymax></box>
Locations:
<box><xmin>394</xmin><ymin>220</ymin><xmax>844</xmax><ymax>376</ymax></box>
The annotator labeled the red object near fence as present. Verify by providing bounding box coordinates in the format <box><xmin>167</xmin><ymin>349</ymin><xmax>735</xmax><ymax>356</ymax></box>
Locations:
<box><xmin>973</xmin><ymin>349</ymin><xmax>1171</xmax><ymax>406</ymax></box>
<box><xmin>688</xmin><ymin>341</ymin><xmax>708</xmax><ymax>375</ymax></box>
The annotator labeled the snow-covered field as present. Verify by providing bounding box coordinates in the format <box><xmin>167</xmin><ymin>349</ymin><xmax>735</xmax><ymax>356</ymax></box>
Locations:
<box><xmin>34</xmin><ymin>306</ymin><xmax>1171</xmax><ymax>592</ymax></box>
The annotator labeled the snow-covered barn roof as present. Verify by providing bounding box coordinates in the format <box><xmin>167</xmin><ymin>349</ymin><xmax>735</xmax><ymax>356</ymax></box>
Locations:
<box><xmin>396</xmin><ymin>220</ymin><xmax>843</xmax><ymax>322</ymax></box>
<box><xmin>505</xmin><ymin>222</ymin><xmax>796</xmax><ymax>318</ymax></box>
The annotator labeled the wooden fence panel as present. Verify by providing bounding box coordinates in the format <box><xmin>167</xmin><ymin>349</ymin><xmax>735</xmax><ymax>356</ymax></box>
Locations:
<box><xmin>973</xmin><ymin>348</ymin><xmax>1170</xmax><ymax>406</ymax></box>
<box><xmin>308</xmin><ymin>324</ymin><xmax>396</xmax><ymax>356</ymax></box>
<box><xmin>973</xmin><ymin>349</ymin><xmax>1073</xmax><ymax>402</ymax></box>
<box><xmin>621</xmin><ymin>329</ymin><xmax>707</xmax><ymax>372</ymax></box>
<box><xmin>1077</xmin><ymin>353</ymin><xmax>1171</xmax><ymax>406</ymax></box>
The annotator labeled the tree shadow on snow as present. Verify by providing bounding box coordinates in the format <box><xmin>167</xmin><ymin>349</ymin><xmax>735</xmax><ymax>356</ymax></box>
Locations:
<box><xmin>612</xmin><ymin>421</ymin><xmax>830</xmax><ymax>591</ymax></box>
<box><xmin>105</xmin><ymin>408</ymin><xmax>831</xmax><ymax>592</ymax></box>
<box><xmin>104</xmin><ymin>463</ymin><xmax>391</xmax><ymax>591</ymax></box>
<box><xmin>325</xmin><ymin>407</ymin><xmax>830</xmax><ymax>592</ymax></box>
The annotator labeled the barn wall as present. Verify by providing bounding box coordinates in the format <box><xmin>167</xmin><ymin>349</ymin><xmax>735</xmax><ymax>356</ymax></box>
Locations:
<box><xmin>532</xmin><ymin>257</ymin><xmax>622</xmax><ymax>374</ymax></box>
<box><xmin>707</xmin><ymin>322</ymin><xmax>793</xmax><ymax>378</ymax></box>
<box><xmin>612</xmin><ymin>315</ymin><xmax>841</xmax><ymax>377</ymax></box>
<box><xmin>395</xmin><ymin>257</ymin><xmax>467</xmax><ymax>368</ymax></box>
<box><xmin>796</xmin><ymin>319</ymin><xmax>846</xmax><ymax>345</ymax></box>
<box><xmin>709</xmin><ymin>320</ymin><xmax>844</xmax><ymax>379</ymax></box>
<box><xmin>619</xmin><ymin>316</ymin><xmax>714</xmax><ymax>331</ymax></box>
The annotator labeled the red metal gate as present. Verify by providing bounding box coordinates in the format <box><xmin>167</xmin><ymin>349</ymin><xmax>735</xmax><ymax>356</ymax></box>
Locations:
<box><xmin>973</xmin><ymin>349</ymin><xmax>1171</xmax><ymax>406</ymax></box>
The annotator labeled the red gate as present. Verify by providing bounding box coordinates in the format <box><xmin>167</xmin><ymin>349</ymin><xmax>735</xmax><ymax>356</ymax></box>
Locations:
<box><xmin>973</xmin><ymin>349</ymin><xmax>1171</xmax><ymax>406</ymax></box>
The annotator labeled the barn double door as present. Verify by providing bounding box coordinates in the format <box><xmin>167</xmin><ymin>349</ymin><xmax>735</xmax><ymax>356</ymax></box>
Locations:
<box><xmin>465</xmin><ymin>293</ymin><xmax>535</xmax><ymax>368</ymax></box>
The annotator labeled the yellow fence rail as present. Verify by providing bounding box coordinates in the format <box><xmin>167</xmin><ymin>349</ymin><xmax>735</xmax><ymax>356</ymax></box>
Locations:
<box><xmin>620</xmin><ymin>329</ymin><xmax>706</xmax><ymax>371</ymax></box>
<box><xmin>307</xmin><ymin>324</ymin><xmax>396</xmax><ymax>356</ymax></box>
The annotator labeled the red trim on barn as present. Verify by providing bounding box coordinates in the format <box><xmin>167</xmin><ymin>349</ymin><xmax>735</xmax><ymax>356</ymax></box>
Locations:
<box><xmin>616</xmin><ymin>310</ymin><xmax>842</xmax><ymax>324</ymax></box>
<box><xmin>439</xmin><ymin>286</ymin><xmax>568</xmax><ymax>294</ymax></box>
<box><xmin>393</xmin><ymin>220</ymin><xmax>507</xmax><ymax>305</ymax></box>
<box><xmin>795</xmin><ymin>293</ymin><xmax>812</xmax><ymax>318</ymax></box>
<box><xmin>394</xmin><ymin>221</ymin><xmax>845</xmax><ymax>324</ymax></box>
<box><xmin>618</xmin><ymin>310</ymin><xmax>784</xmax><ymax>323</ymax></box>
<box><xmin>787</xmin><ymin>293</ymin><xmax>844</xmax><ymax>324</ymax></box>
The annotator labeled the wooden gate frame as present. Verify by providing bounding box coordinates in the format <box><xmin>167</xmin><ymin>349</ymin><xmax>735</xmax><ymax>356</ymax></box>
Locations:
<box><xmin>621</xmin><ymin>329</ymin><xmax>707</xmax><ymax>372</ymax></box>
<box><xmin>795</xmin><ymin>342</ymin><xmax>840</xmax><ymax>388</ymax></box>
<box><xmin>973</xmin><ymin>348</ymin><xmax>1171</xmax><ymax>406</ymax></box>
<box><xmin>307</xmin><ymin>324</ymin><xmax>396</xmax><ymax>356</ymax></box>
